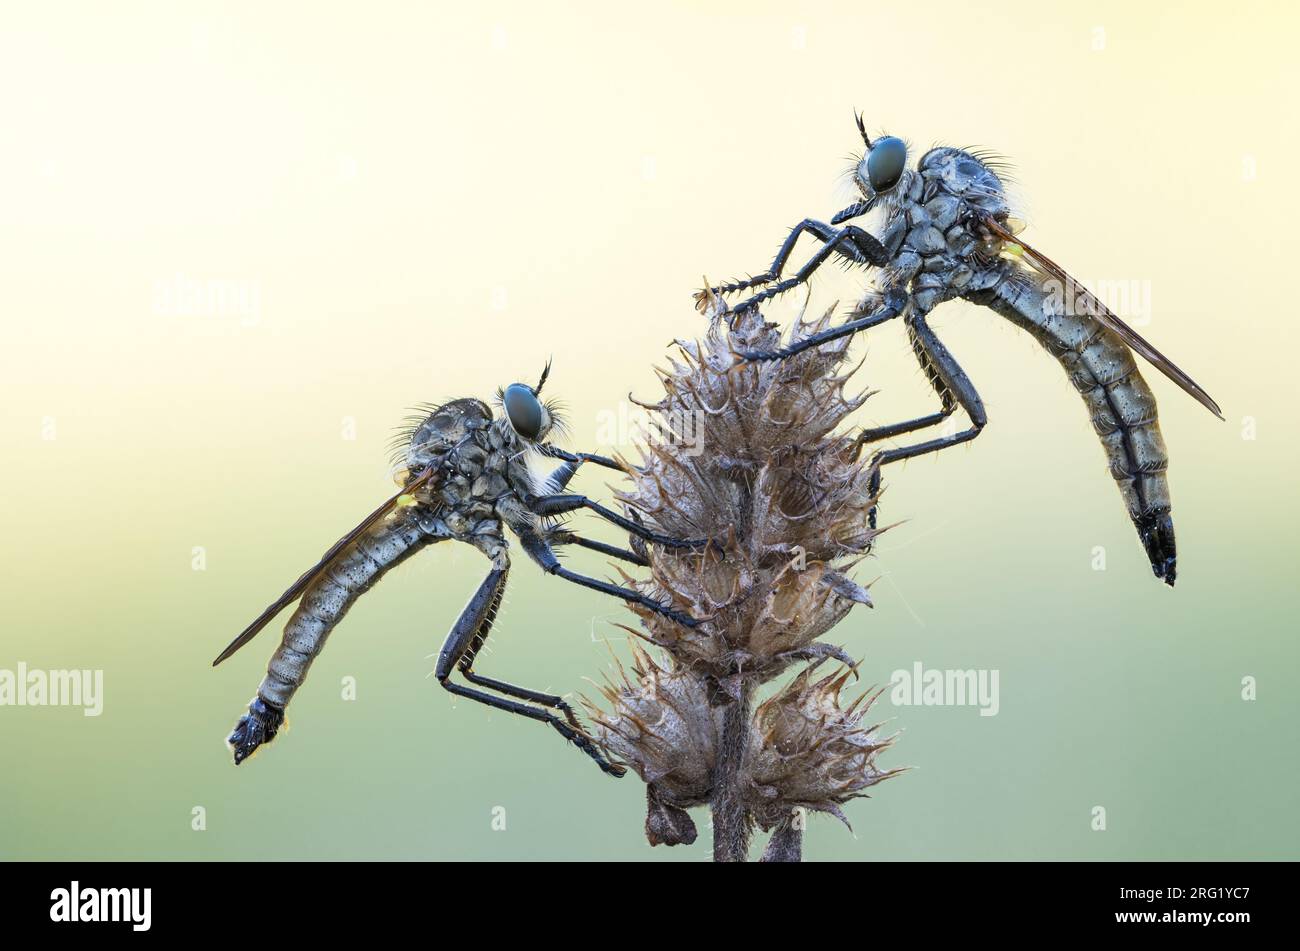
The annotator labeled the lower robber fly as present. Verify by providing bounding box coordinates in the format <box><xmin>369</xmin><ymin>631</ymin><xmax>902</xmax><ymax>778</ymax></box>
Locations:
<box><xmin>698</xmin><ymin>113</ymin><xmax>1222</xmax><ymax>585</ymax></box>
<box><xmin>213</xmin><ymin>363</ymin><xmax>708</xmax><ymax>776</ymax></box>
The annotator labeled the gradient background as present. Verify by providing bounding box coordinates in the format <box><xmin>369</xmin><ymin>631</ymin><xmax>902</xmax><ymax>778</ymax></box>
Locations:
<box><xmin>2</xmin><ymin>1</ymin><xmax>1296</xmax><ymax>861</ymax></box>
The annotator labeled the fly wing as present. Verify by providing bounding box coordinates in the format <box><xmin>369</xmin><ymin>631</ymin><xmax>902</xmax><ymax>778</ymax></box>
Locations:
<box><xmin>211</xmin><ymin>468</ymin><xmax>440</xmax><ymax>666</ymax></box>
<box><xmin>983</xmin><ymin>216</ymin><xmax>1224</xmax><ymax>420</ymax></box>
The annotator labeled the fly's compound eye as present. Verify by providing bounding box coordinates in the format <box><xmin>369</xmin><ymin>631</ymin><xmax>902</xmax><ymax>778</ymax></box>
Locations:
<box><xmin>502</xmin><ymin>383</ymin><xmax>544</xmax><ymax>440</ymax></box>
<box><xmin>866</xmin><ymin>136</ymin><xmax>907</xmax><ymax>193</ymax></box>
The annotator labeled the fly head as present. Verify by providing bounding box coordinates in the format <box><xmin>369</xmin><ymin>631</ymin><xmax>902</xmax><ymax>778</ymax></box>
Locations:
<box><xmin>496</xmin><ymin>360</ymin><xmax>567</xmax><ymax>446</ymax></box>
<box><xmin>852</xmin><ymin>113</ymin><xmax>909</xmax><ymax>201</ymax></box>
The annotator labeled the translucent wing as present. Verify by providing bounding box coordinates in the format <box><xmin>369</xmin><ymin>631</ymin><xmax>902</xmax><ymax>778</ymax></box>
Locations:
<box><xmin>211</xmin><ymin>467</ymin><xmax>440</xmax><ymax>666</ymax></box>
<box><xmin>983</xmin><ymin>216</ymin><xmax>1223</xmax><ymax>420</ymax></box>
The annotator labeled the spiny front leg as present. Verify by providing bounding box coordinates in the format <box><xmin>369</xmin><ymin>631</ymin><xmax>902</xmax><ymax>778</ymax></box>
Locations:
<box><xmin>724</xmin><ymin>225</ymin><xmax>893</xmax><ymax>316</ymax></box>
<box><xmin>738</xmin><ymin>288</ymin><xmax>906</xmax><ymax>362</ymax></box>
<box><xmin>528</xmin><ymin>492</ymin><xmax>719</xmax><ymax>553</ymax></box>
<box><xmin>695</xmin><ymin>218</ymin><xmax>840</xmax><ymax>312</ymax></box>
<box><xmin>536</xmin><ymin>445</ymin><xmax>625</xmax><ymax>480</ymax></box>
<box><xmin>534</xmin><ymin>458</ymin><xmax>653</xmax><ymax>568</ymax></box>
<box><xmin>696</xmin><ymin>217</ymin><xmax>891</xmax><ymax>315</ymax></box>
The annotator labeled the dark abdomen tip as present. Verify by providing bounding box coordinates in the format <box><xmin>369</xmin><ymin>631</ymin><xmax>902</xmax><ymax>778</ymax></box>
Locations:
<box><xmin>1135</xmin><ymin>510</ymin><xmax>1176</xmax><ymax>587</ymax></box>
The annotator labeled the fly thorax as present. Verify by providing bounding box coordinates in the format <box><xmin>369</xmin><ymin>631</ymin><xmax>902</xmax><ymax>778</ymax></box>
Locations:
<box><xmin>917</xmin><ymin>147</ymin><xmax>1011</xmax><ymax>219</ymax></box>
<box><xmin>894</xmin><ymin>147</ymin><xmax>1016</xmax><ymax>308</ymax></box>
<box><xmin>487</xmin><ymin>417</ymin><xmax>540</xmax><ymax>500</ymax></box>
<box><xmin>439</xmin><ymin>425</ymin><xmax>513</xmax><ymax>515</ymax></box>
<box><xmin>404</xmin><ymin>397</ymin><xmax>493</xmax><ymax>473</ymax></box>
<box><xmin>890</xmin><ymin>194</ymin><xmax>971</xmax><ymax>312</ymax></box>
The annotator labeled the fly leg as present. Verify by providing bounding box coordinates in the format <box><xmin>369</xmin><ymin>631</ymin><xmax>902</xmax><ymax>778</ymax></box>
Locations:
<box><xmin>518</xmin><ymin>529</ymin><xmax>699</xmax><ymax>628</ymax></box>
<box><xmin>704</xmin><ymin>218</ymin><xmax>847</xmax><ymax>298</ymax></box>
<box><xmin>870</xmin><ymin>313</ymin><xmax>988</xmax><ymax>463</ymax></box>
<box><xmin>435</xmin><ymin>565</ymin><xmax>627</xmax><ymax>777</ymax></box>
<box><xmin>722</xmin><ymin>224</ymin><xmax>893</xmax><ymax>316</ymax></box>
<box><xmin>859</xmin><ymin>312</ymin><xmax>988</xmax><ymax>527</ymax></box>
<box><xmin>559</xmin><ymin>534</ymin><xmax>649</xmax><ymax>567</ymax></box>
<box><xmin>528</xmin><ymin>492</ymin><xmax>717</xmax><ymax>553</ymax></box>
<box><xmin>699</xmin><ymin>204</ymin><xmax>882</xmax><ymax>305</ymax></box>
<box><xmin>536</xmin><ymin>446</ymin><xmax>625</xmax><ymax>478</ymax></box>
<box><xmin>856</xmin><ymin>342</ymin><xmax>960</xmax><ymax>446</ymax></box>
<box><xmin>532</xmin><ymin>457</ymin><xmax>652</xmax><ymax>567</ymax></box>
<box><xmin>738</xmin><ymin>288</ymin><xmax>906</xmax><ymax>362</ymax></box>
<box><xmin>533</xmin><ymin>453</ymin><xmax>590</xmax><ymax>496</ymax></box>
<box><xmin>831</xmin><ymin>200</ymin><xmax>874</xmax><ymax>225</ymax></box>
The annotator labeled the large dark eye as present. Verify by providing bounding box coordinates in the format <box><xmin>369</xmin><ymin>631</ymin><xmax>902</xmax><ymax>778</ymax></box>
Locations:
<box><xmin>866</xmin><ymin>136</ymin><xmax>907</xmax><ymax>193</ymax></box>
<box><xmin>502</xmin><ymin>383</ymin><xmax>544</xmax><ymax>440</ymax></box>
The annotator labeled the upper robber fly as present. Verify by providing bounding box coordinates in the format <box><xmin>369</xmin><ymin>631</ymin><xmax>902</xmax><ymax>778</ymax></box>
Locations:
<box><xmin>697</xmin><ymin>113</ymin><xmax>1222</xmax><ymax>585</ymax></box>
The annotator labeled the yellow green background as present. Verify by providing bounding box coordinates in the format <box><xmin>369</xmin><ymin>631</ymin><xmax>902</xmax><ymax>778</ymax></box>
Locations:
<box><xmin>2</xmin><ymin>1</ymin><xmax>1295</xmax><ymax>860</ymax></box>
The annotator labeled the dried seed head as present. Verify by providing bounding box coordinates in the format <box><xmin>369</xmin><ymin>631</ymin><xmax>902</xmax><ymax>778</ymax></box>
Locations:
<box><xmin>629</xmin><ymin>305</ymin><xmax>871</xmax><ymax>471</ymax></box>
<box><xmin>747</xmin><ymin>665</ymin><xmax>903</xmax><ymax>830</ymax></box>
<box><xmin>749</xmin><ymin>451</ymin><xmax>880</xmax><ymax>558</ymax></box>
<box><xmin>586</xmin><ymin>303</ymin><xmax>904</xmax><ymax>856</ymax></box>
<box><xmin>644</xmin><ymin>785</ymin><xmax>698</xmax><ymax>847</ymax></box>
<box><xmin>628</xmin><ymin>556</ymin><xmax>871</xmax><ymax>678</ymax></box>
<box><xmin>582</xmin><ymin>644</ymin><xmax>718</xmax><ymax>806</ymax></box>
<box><xmin>616</xmin><ymin>306</ymin><xmax>882</xmax><ymax>680</ymax></box>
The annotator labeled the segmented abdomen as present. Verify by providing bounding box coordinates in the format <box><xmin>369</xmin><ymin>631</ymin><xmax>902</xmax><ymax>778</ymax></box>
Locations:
<box><xmin>979</xmin><ymin>266</ymin><xmax>1170</xmax><ymax>520</ymax></box>
<box><xmin>257</xmin><ymin>507</ymin><xmax>438</xmax><ymax>709</ymax></box>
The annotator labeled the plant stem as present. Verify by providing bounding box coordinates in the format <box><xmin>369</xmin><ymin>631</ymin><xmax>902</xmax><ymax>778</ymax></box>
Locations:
<box><xmin>710</xmin><ymin>682</ymin><xmax>753</xmax><ymax>862</ymax></box>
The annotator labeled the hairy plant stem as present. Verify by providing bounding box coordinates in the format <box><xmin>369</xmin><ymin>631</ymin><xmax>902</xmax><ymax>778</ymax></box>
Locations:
<box><xmin>711</xmin><ymin>682</ymin><xmax>754</xmax><ymax>862</ymax></box>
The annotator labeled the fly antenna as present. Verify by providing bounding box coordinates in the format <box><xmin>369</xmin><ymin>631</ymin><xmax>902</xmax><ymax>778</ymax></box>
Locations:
<box><xmin>535</xmin><ymin>357</ymin><xmax>552</xmax><ymax>394</ymax></box>
<box><xmin>854</xmin><ymin>110</ymin><xmax>872</xmax><ymax>149</ymax></box>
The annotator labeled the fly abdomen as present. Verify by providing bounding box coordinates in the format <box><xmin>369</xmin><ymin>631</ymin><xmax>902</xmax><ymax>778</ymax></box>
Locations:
<box><xmin>974</xmin><ymin>266</ymin><xmax>1177</xmax><ymax>583</ymax></box>
<box><xmin>228</xmin><ymin>506</ymin><xmax>441</xmax><ymax>763</ymax></box>
<box><xmin>260</xmin><ymin>507</ymin><xmax>436</xmax><ymax>708</ymax></box>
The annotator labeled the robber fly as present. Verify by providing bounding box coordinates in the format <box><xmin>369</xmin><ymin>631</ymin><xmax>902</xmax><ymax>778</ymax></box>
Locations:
<box><xmin>699</xmin><ymin>114</ymin><xmax>1222</xmax><ymax>585</ymax></box>
<box><xmin>213</xmin><ymin>364</ymin><xmax>706</xmax><ymax>776</ymax></box>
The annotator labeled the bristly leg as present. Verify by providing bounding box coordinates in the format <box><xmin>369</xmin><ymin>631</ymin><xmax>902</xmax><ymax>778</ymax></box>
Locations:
<box><xmin>558</xmin><ymin>533</ymin><xmax>650</xmax><ymax>567</ymax></box>
<box><xmin>436</xmin><ymin>565</ymin><xmax>627</xmax><ymax>777</ymax></box>
<box><xmin>706</xmin><ymin>218</ymin><xmax>855</xmax><ymax>299</ymax></box>
<box><xmin>537</xmin><ymin>445</ymin><xmax>625</xmax><ymax>475</ymax></box>
<box><xmin>228</xmin><ymin>696</ymin><xmax>285</xmax><ymax>765</ymax></box>
<box><xmin>859</xmin><ymin>310</ymin><xmax>988</xmax><ymax>464</ymax></box>
<box><xmin>528</xmin><ymin>492</ymin><xmax>719</xmax><ymax>553</ymax></box>
<box><xmin>517</xmin><ymin>529</ymin><xmax>700</xmax><ymax>628</ymax></box>
<box><xmin>739</xmin><ymin>288</ymin><xmax>906</xmax><ymax>362</ymax></box>
<box><xmin>694</xmin><ymin>203</ymin><xmax>882</xmax><ymax>313</ymax></box>
<box><xmin>722</xmin><ymin>224</ymin><xmax>892</xmax><ymax>317</ymax></box>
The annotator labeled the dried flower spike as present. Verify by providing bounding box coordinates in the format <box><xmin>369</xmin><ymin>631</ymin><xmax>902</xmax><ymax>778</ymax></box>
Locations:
<box><xmin>587</xmin><ymin>303</ymin><xmax>903</xmax><ymax>861</ymax></box>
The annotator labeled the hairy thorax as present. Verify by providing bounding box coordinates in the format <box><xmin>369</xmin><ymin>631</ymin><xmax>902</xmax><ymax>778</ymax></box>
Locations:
<box><xmin>402</xmin><ymin>404</ymin><xmax>533</xmax><ymax>549</ymax></box>
<box><xmin>875</xmin><ymin>147</ymin><xmax>1015</xmax><ymax>313</ymax></box>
